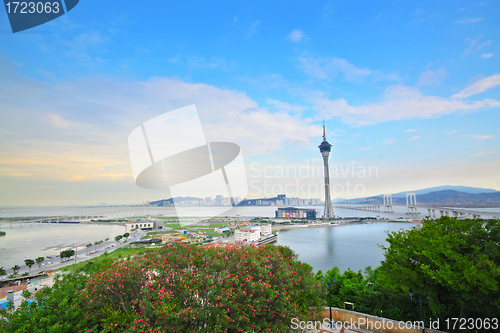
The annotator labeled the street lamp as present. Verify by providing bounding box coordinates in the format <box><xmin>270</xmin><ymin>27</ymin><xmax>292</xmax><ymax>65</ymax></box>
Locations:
<box><xmin>409</xmin><ymin>289</ymin><xmax>430</xmax><ymax>333</ymax></box>
<box><xmin>322</xmin><ymin>276</ymin><xmax>336</xmax><ymax>330</ymax></box>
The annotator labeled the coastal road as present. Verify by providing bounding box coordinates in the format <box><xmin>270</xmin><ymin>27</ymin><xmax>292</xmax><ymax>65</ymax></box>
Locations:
<box><xmin>1</xmin><ymin>231</ymin><xmax>145</xmax><ymax>278</ymax></box>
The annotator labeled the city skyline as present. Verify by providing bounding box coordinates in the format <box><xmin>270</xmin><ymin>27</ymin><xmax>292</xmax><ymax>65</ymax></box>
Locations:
<box><xmin>1</xmin><ymin>1</ymin><xmax>499</xmax><ymax>206</ymax></box>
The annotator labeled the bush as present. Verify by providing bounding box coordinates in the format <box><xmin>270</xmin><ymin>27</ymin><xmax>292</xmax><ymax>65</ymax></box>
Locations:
<box><xmin>83</xmin><ymin>243</ymin><xmax>323</xmax><ymax>332</ymax></box>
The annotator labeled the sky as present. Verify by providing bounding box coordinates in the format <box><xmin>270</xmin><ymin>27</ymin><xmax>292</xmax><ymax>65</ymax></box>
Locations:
<box><xmin>0</xmin><ymin>0</ymin><xmax>499</xmax><ymax>206</ymax></box>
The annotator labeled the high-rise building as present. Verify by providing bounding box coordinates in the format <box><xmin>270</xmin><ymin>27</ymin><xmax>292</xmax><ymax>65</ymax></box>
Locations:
<box><xmin>318</xmin><ymin>121</ymin><xmax>334</xmax><ymax>218</ymax></box>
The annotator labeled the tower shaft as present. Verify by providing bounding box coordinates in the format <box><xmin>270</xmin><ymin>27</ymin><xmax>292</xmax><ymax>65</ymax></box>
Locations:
<box><xmin>322</xmin><ymin>154</ymin><xmax>334</xmax><ymax>218</ymax></box>
<box><xmin>318</xmin><ymin>120</ymin><xmax>334</xmax><ymax>218</ymax></box>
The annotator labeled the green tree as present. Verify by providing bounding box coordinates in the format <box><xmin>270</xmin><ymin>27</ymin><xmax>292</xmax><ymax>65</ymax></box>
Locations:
<box><xmin>0</xmin><ymin>267</ymin><xmax>6</xmax><ymax>276</ymax></box>
<box><xmin>35</xmin><ymin>256</ymin><xmax>44</xmax><ymax>268</ymax></box>
<box><xmin>83</xmin><ymin>243</ymin><xmax>323</xmax><ymax>331</ymax></box>
<box><xmin>0</xmin><ymin>273</ymin><xmax>88</xmax><ymax>332</ymax></box>
<box><xmin>114</xmin><ymin>235</ymin><xmax>122</xmax><ymax>243</ymax></box>
<box><xmin>11</xmin><ymin>264</ymin><xmax>20</xmax><ymax>275</ymax></box>
<box><xmin>24</xmin><ymin>258</ymin><xmax>35</xmax><ymax>271</ymax></box>
<box><xmin>60</xmin><ymin>249</ymin><xmax>75</xmax><ymax>262</ymax></box>
<box><xmin>379</xmin><ymin>217</ymin><xmax>500</xmax><ymax>319</ymax></box>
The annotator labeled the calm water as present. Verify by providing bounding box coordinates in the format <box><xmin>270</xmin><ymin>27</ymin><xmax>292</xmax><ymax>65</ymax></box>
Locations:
<box><xmin>275</xmin><ymin>222</ymin><xmax>419</xmax><ymax>273</ymax></box>
<box><xmin>1</xmin><ymin>204</ymin><xmax>495</xmax><ymax>272</ymax></box>
<box><xmin>2</xmin><ymin>205</ymin><xmax>499</xmax><ymax>219</ymax></box>
<box><xmin>0</xmin><ymin>223</ymin><xmax>125</xmax><ymax>269</ymax></box>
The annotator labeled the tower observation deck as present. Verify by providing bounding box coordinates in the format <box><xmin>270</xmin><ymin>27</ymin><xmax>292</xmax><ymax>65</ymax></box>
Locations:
<box><xmin>319</xmin><ymin>121</ymin><xmax>334</xmax><ymax>218</ymax></box>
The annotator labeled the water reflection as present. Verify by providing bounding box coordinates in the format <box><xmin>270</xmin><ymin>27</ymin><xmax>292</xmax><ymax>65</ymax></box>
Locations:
<box><xmin>275</xmin><ymin>222</ymin><xmax>418</xmax><ymax>273</ymax></box>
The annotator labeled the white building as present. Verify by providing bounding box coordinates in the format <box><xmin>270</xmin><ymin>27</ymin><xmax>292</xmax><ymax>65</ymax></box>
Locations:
<box><xmin>260</xmin><ymin>224</ymin><xmax>272</xmax><ymax>236</ymax></box>
<box><xmin>125</xmin><ymin>219</ymin><xmax>160</xmax><ymax>232</ymax></box>
<box><xmin>235</xmin><ymin>224</ymin><xmax>272</xmax><ymax>243</ymax></box>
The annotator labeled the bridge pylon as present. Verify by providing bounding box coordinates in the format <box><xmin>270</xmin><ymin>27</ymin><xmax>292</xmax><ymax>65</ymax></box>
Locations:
<box><xmin>383</xmin><ymin>194</ymin><xmax>393</xmax><ymax>213</ymax></box>
<box><xmin>406</xmin><ymin>193</ymin><xmax>418</xmax><ymax>215</ymax></box>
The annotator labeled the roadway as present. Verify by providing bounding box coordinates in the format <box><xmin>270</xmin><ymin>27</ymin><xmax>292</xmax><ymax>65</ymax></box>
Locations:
<box><xmin>0</xmin><ymin>230</ymin><xmax>145</xmax><ymax>279</ymax></box>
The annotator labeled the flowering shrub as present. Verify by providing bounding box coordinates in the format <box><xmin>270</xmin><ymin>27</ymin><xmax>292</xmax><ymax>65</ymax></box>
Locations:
<box><xmin>83</xmin><ymin>243</ymin><xmax>322</xmax><ymax>332</ymax></box>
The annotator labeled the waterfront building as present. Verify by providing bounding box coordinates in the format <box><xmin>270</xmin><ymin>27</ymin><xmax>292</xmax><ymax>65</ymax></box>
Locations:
<box><xmin>235</xmin><ymin>224</ymin><xmax>272</xmax><ymax>243</ymax></box>
<box><xmin>275</xmin><ymin>207</ymin><xmax>317</xmax><ymax>219</ymax></box>
<box><xmin>235</xmin><ymin>225</ymin><xmax>261</xmax><ymax>242</ymax></box>
<box><xmin>125</xmin><ymin>218</ymin><xmax>160</xmax><ymax>232</ymax></box>
<box><xmin>319</xmin><ymin>121</ymin><xmax>334</xmax><ymax>218</ymax></box>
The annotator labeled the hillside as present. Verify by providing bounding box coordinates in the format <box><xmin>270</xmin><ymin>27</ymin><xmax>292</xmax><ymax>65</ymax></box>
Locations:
<box><xmin>338</xmin><ymin>190</ymin><xmax>500</xmax><ymax>207</ymax></box>
<box><xmin>149</xmin><ymin>197</ymin><xmax>202</xmax><ymax>206</ymax></box>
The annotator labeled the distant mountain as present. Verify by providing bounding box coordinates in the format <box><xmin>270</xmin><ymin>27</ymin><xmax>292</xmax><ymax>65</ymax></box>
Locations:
<box><xmin>149</xmin><ymin>197</ymin><xmax>203</xmax><ymax>206</ymax></box>
<box><xmin>390</xmin><ymin>185</ymin><xmax>498</xmax><ymax>198</ymax></box>
<box><xmin>338</xmin><ymin>186</ymin><xmax>497</xmax><ymax>203</ymax></box>
<box><xmin>337</xmin><ymin>188</ymin><xmax>500</xmax><ymax>207</ymax></box>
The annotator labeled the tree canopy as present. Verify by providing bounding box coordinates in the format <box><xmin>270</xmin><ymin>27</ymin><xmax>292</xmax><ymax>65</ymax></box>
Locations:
<box><xmin>1</xmin><ymin>243</ymin><xmax>323</xmax><ymax>332</ymax></box>
<box><xmin>379</xmin><ymin>217</ymin><xmax>500</xmax><ymax>319</ymax></box>
<box><xmin>24</xmin><ymin>259</ymin><xmax>35</xmax><ymax>271</ymax></box>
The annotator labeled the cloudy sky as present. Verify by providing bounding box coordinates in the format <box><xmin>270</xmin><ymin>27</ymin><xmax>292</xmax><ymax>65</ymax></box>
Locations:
<box><xmin>0</xmin><ymin>1</ymin><xmax>499</xmax><ymax>206</ymax></box>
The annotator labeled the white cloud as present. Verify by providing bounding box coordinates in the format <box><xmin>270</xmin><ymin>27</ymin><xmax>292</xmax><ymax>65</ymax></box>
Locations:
<box><xmin>311</xmin><ymin>84</ymin><xmax>500</xmax><ymax>126</ymax></box>
<box><xmin>464</xmin><ymin>36</ymin><xmax>491</xmax><ymax>55</ymax></box>
<box><xmin>0</xmin><ymin>61</ymin><xmax>324</xmax><ymax>189</ymax></box>
<box><xmin>297</xmin><ymin>55</ymin><xmax>372</xmax><ymax>81</ymax></box>
<box><xmin>357</xmin><ymin>147</ymin><xmax>370</xmax><ymax>151</ymax></box>
<box><xmin>46</xmin><ymin>113</ymin><xmax>74</xmax><ymax>129</ymax></box>
<box><xmin>455</xmin><ymin>17</ymin><xmax>483</xmax><ymax>24</ymax></box>
<box><xmin>452</xmin><ymin>73</ymin><xmax>500</xmax><ymax>98</ymax></box>
<box><xmin>248</xmin><ymin>20</ymin><xmax>260</xmax><ymax>36</ymax></box>
<box><xmin>471</xmin><ymin>151</ymin><xmax>497</xmax><ymax>156</ymax></box>
<box><xmin>287</xmin><ymin>29</ymin><xmax>306</xmax><ymax>42</ymax></box>
<box><xmin>331</xmin><ymin>129</ymin><xmax>346</xmax><ymax>137</ymax></box>
<box><xmin>469</xmin><ymin>134</ymin><xmax>494</xmax><ymax>139</ymax></box>
<box><xmin>9</xmin><ymin>172</ymin><xmax>32</xmax><ymax>177</ymax></box>
<box><xmin>481</xmin><ymin>53</ymin><xmax>494</xmax><ymax>59</ymax></box>
<box><xmin>411</xmin><ymin>9</ymin><xmax>426</xmax><ymax>24</ymax></box>
<box><xmin>405</xmin><ymin>129</ymin><xmax>416</xmax><ymax>132</ymax></box>
<box><xmin>185</xmin><ymin>56</ymin><xmax>237</xmax><ymax>71</ymax></box>
<box><xmin>408</xmin><ymin>136</ymin><xmax>420</xmax><ymax>141</ymax></box>
<box><xmin>266</xmin><ymin>99</ymin><xmax>307</xmax><ymax>113</ymax></box>
<box><xmin>444</xmin><ymin>130</ymin><xmax>458</xmax><ymax>135</ymax></box>
<box><xmin>383</xmin><ymin>139</ymin><xmax>395</xmax><ymax>144</ymax></box>
<box><xmin>417</xmin><ymin>68</ymin><xmax>446</xmax><ymax>86</ymax></box>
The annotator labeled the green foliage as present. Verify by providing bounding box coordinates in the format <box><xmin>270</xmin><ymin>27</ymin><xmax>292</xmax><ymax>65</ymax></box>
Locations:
<box><xmin>0</xmin><ymin>273</ymin><xmax>88</xmax><ymax>333</ymax></box>
<box><xmin>82</xmin><ymin>243</ymin><xmax>322</xmax><ymax>332</ymax></box>
<box><xmin>24</xmin><ymin>258</ymin><xmax>35</xmax><ymax>270</ymax></box>
<box><xmin>35</xmin><ymin>256</ymin><xmax>45</xmax><ymax>268</ymax></box>
<box><xmin>59</xmin><ymin>249</ymin><xmax>75</xmax><ymax>262</ymax></box>
<box><xmin>11</xmin><ymin>264</ymin><xmax>20</xmax><ymax>275</ymax></box>
<box><xmin>379</xmin><ymin>217</ymin><xmax>500</xmax><ymax>322</ymax></box>
<box><xmin>0</xmin><ymin>267</ymin><xmax>6</xmax><ymax>276</ymax></box>
<box><xmin>1</xmin><ymin>244</ymin><xmax>321</xmax><ymax>332</ymax></box>
<box><xmin>319</xmin><ymin>266</ymin><xmax>420</xmax><ymax>322</ymax></box>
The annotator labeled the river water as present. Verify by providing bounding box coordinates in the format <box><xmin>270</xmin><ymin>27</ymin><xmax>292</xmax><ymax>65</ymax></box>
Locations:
<box><xmin>0</xmin><ymin>223</ymin><xmax>125</xmax><ymax>270</ymax></box>
<box><xmin>2</xmin><ymin>204</ymin><xmax>497</xmax><ymax>272</ymax></box>
<box><xmin>275</xmin><ymin>222</ymin><xmax>417</xmax><ymax>273</ymax></box>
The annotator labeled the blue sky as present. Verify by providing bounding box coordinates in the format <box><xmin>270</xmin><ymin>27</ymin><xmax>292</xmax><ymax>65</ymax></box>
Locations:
<box><xmin>0</xmin><ymin>0</ymin><xmax>499</xmax><ymax>205</ymax></box>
